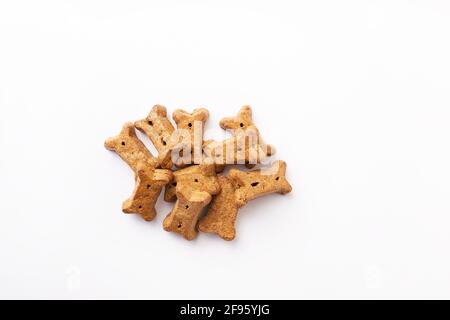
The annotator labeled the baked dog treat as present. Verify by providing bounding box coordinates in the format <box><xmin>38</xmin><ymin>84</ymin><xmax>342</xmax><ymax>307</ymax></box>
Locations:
<box><xmin>163</xmin><ymin>186</ymin><xmax>212</xmax><ymax>240</ymax></box>
<box><xmin>197</xmin><ymin>176</ymin><xmax>239</xmax><ymax>241</ymax></box>
<box><xmin>172</xmin><ymin>108</ymin><xmax>209</xmax><ymax>167</ymax></box>
<box><xmin>122</xmin><ymin>165</ymin><xmax>173</xmax><ymax>221</ymax></box>
<box><xmin>105</xmin><ymin>123</ymin><xmax>170</xmax><ymax>220</ymax></box>
<box><xmin>104</xmin><ymin>122</ymin><xmax>159</xmax><ymax>171</ymax></box>
<box><xmin>134</xmin><ymin>105</ymin><xmax>175</xmax><ymax>169</ymax></box>
<box><xmin>202</xmin><ymin>125</ymin><xmax>270</xmax><ymax>168</ymax></box>
<box><xmin>198</xmin><ymin>160</ymin><xmax>292</xmax><ymax>240</ymax></box>
<box><xmin>164</xmin><ymin>163</ymin><xmax>220</xmax><ymax>202</ymax></box>
<box><xmin>219</xmin><ymin>105</ymin><xmax>275</xmax><ymax>157</ymax></box>
<box><xmin>230</xmin><ymin>160</ymin><xmax>292</xmax><ymax>206</ymax></box>
<box><xmin>202</xmin><ymin>106</ymin><xmax>275</xmax><ymax>168</ymax></box>
<box><xmin>106</xmin><ymin>105</ymin><xmax>293</xmax><ymax>241</ymax></box>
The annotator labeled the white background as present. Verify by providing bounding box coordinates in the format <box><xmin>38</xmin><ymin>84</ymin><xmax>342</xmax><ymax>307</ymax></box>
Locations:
<box><xmin>1</xmin><ymin>0</ymin><xmax>450</xmax><ymax>299</ymax></box>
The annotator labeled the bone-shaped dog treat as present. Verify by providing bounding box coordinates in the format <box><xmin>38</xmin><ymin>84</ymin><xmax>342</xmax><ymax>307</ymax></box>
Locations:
<box><xmin>219</xmin><ymin>105</ymin><xmax>275</xmax><ymax>157</ymax></box>
<box><xmin>164</xmin><ymin>163</ymin><xmax>220</xmax><ymax>202</ymax></box>
<box><xmin>134</xmin><ymin>105</ymin><xmax>175</xmax><ymax>169</ymax></box>
<box><xmin>171</xmin><ymin>108</ymin><xmax>209</xmax><ymax>167</ymax></box>
<box><xmin>198</xmin><ymin>161</ymin><xmax>292</xmax><ymax>240</ymax></box>
<box><xmin>122</xmin><ymin>165</ymin><xmax>173</xmax><ymax>221</ymax></box>
<box><xmin>230</xmin><ymin>160</ymin><xmax>292</xmax><ymax>207</ymax></box>
<box><xmin>163</xmin><ymin>186</ymin><xmax>212</xmax><ymax>240</ymax></box>
<box><xmin>104</xmin><ymin>122</ymin><xmax>159</xmax><ymax>171</ymax></box>
<box><xmin>106</xmin><ymin>105</ymin><xmax>293</xmax><ymax>241</ymax></box>
<box><xmin>202</xmin><ymin>125</ymin><xmax>270</xmax><ymax>168</ymax></box>
<box><xmin>198</xmin><ymin>176</ymin><xmax>240</xmax><ymax>241</ymax></box>
<box><xmin>105</xmin><ymin>123</ymin><xmax>171</xmax><ymax>220</ymax></box>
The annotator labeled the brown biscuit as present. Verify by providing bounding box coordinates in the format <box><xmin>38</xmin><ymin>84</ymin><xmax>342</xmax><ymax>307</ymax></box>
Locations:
<box><xmin>199</xmin><ymin>160</ymin><xmax>292</xmax><ymax>240</ymax></box>
<box><xmin>202</xmin><ymin>125</ymin><xmax>270</xmax><ymax>168</ymax></box>
<box><xmin>163</xmin><ymin>186</ymin><xmax>212</xmax><ymax>240</ymax></box>
<box><xmin>122</xmin><ymin>165</ymin><xmax>173</xmax><ymax>221</ymax></box>
<box><xmin>106</xmin><ymin>106</ymin><xmax>292</xmax><ymax>241</ymax></box>
<box><xmin>134</xmin><ymin>105</ymin><xmax>175</xmax><ymax>169</ymax></box>
<box><xmin>172</xmin><ymin>108</ymin><xmax>209</xmax><ymax>167</ymax></box>
<box><xmin>219</xmin><ymin>105</ymin><xmax>275</xmax><ymax>157</ymax></box>
<box><xmin>164</xmin><ymin>163</ymin><xmax>220</xmax><ymax>202</ymax></box>
<box><xmin>104</xmin><ymin>122</ymin><xmax>159</xmax><ymax>171</ymax></box>
<box><xmin>230</xmin><ymin>160</ymin><xmax>292</xmax><ymax>207</ymax></box>
<box><xmin>198</xmin><ymin>176</ymin><xmax>239</xmax><ymax>241</ymax></box>
<box><xmin>219</xmin><ymin>105</ymin><xmax>253</xmax><ymax>131</ymax></box>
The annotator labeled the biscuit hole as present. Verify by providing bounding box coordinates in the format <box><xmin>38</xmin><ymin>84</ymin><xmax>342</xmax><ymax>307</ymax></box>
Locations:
<box><xmin>275</xmin><ymin>177</ymin><xmax>280</xmax><ymax>181</ymax></box>
<box><xmin>121</xmin><ymin>141</ymin><xmax>126</xmax><ymax>146</ymax></box>
<box><xmin>185</xmin><ymin>205</ymin><xmax>189</xmax><ymax>209</ymax></box>
<box><xmin>240</xmin><ymin>123</ymin><xmax>244</xmax><ymax>128</ymax></box>
<box><xmin>147</xmin><ymin>184</ymin><xmax>150</xmax><ymax>188</ymax></box>
<box><xmin>162</xmin><ymin>140</ymin><xmax>167</xmax><ymax>146</ymax></box>
<box><xmin>188</xmin><ymin>123</ymin><xmax>192</xmax><ymax>128</ymax></box>
<box><xmin>194</xmin><ymin>179</ymin><xmax>199</xmax><ymax>183</ymax></box>
<box><xmin>251</xmin><ymin>182</ymin><xmax>259</xmax><ymax>187</ymax></box>
<box><xmin>172</xmin><ymin>182</ymin><xmax>177</xmax><ymax>187</ymax></box>
<box><xmin>138</xmin><ymin>205</ymin><xmax>142</xmax><ymax>209</ymax></box>
<box><xmin>177</xmin><ymin>223</ymin><xmax>182</xmax><ymax>229</ymax></box>
<box><xmin>148</xmin><ymin>121</ymin><xmax>153</xmax><ymax>126</ymax></box>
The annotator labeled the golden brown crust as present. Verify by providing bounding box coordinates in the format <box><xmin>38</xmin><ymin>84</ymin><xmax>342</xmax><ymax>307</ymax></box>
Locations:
<box><xmin>105</xmin><ymin>105</ymin><xmax>292</xmax><ymax>241</ymax></box>
<box><xmin>203</xmin><ymin>126</ymin><xmax>270</xmax><ymax>167</ymax></box>
<box><xmin>104</xmin><ymin>122</ymin><xmax>159</xmax><ymax>171</ymax></box>
<box><xmin>219</xmin><ymin>105</ymin><xmax>253</xmax><ymax>131</ymax></box>
<box><xmin>171</xmin><ymin>108</ymin><xmax>209</xmax><ymax>167</ymax></box>
<box><xmin>134</xmin><ymin>105</ymin><xmax>175</xmax><ymax>169</ymax></box>
<box><xmin>164</xmin><ymin>164</ymin><xmax>220</xmax><ymax>202</ymax></box>
<box><xmin>230</xmin><ymin>160</ymin><xmax>292</xmax><ymax>207</ymax></box>
<box><xmin>219</xmin><ymin>105</ymin><xmax>275</xmax><ymax>158</ymax></box>
<box><xmin>203</xmin><ymin>106</ymin><xmax>276</xmax><ymax>168</ymax></box>
<box><xmin>163</xmin><ymin>186</ymin><xmax>212</xmax><ymax>240</ymax></box>
<box><xmin>199</xmin><ymin>161</ymin><xmax>292</xmax><ymax>241</ymax></box>
<box><xmin>198</xmin><ymin>176</ymin><xmax>240</xmax><ymax>241</ymax></box>
<box><xmin>122</xmin><ymin>166</ymin><xmax>173</xmax><ymax>221</ymax></box>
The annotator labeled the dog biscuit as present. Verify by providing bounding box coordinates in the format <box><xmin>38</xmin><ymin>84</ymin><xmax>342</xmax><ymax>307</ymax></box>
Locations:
<box><xmin>202</xmin><ymin>125</ymin><xmax>270</xmax><ymax>168</ymax></box>
<box><xmin>122</xmin><ymin>165</ymin><xmax>173</xmax><ymax>221</ymax></box>
<box><xmin>198</xmin><ymin>176</ymin><xmax>240</xmax><ymax>241</ymax></box>
<box><xmin>164</xmin><ymin>163</ymin><xmax>220</xmax><ymax>202</ymax></box>
<box><xmin>163</xmin><ymin>186</ymin><xmax>212</xmax><ymax>240</ymax></box>
<box><xmin>104</xmin><ymin>122</ymin><xmax>159</xmax><ymax>171</ymax></box>
<box><xmin>172</xmin><ymin>108</ymin><xmax>209</xmax><ymax>167</ymax></box>
<box><xmin>199</xmin><ymin>161</ymin><xmax>292</xmax><ymax>240</ymax></box>
<box><xmin>219</xmin><ymin>105</ymin><xmax>275</xmax><ymax>157</ymax></box>
<box><xmin>230</xmin><ymin>160</ymin><xmax>292</xmax><ymax>206</ymax></box>
<box><xmin>135</xmin><ymin>105</ymin><xmax>175</xmax><ymax>169</ymax></box>
<box><xmin>106</xmin><ymin>105</ymin><xmax>293</xmax><ymax>242</ymax></box>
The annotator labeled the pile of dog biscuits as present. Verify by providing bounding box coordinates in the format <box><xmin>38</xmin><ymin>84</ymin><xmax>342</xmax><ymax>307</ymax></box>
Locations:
<box><xmin>105</xmin><ymin>105</ymin><xmax>292</xmax><ymax>241</ymax></box>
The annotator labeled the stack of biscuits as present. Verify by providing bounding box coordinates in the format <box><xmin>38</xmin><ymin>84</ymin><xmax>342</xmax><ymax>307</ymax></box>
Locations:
<box><xmin>105</xmin><ymin>105</ymin><xmax>292</xmax><ymax>241</ymax></box>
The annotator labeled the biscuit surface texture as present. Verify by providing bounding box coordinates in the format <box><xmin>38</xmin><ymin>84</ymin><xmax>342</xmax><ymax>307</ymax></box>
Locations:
<box><xmin>171</xmin><ymin>108</ymin><xmax>209</xmax><ymax>167</ymax></box>
<box><xmin>104</xmin><ymin>122</ymin><xmax>159</xmax><ymax>171</ymax></box>
<box><xmin>199</xmin><ymin>161</ymin><xmax>292</xmax><ymax>240</ymax></box>
<box><xmin>198</xmin><ymin>176</ymin><xmax>240</xmax><ymax>241</ymax></box>
<box><xmin>164</xmin><ymin>164</ymin><xmax>220</xmax><ymax>202</ymax></box>
<box><xmin>122</xmin><ymin>166</ymin><xmax>173</xmax><ymax>221</ymax></box>
<box><xmin>203</xmin><ymin>125</ymin><xmax>270</xmax><ymax>167</ymax></box>
<box><xmin>163</xmin><ymin>186</ymin><xmax>212</xmax><ymax>240</ymax></box>
<box><xmin>219</xmin><ymin>105</ymin><xmax>275</xmax><ymax>157</ymax></box>
<box><xmin>134</xmin><ymin>105</ymin><xmax>175</xmax><ymax>169</ymax></box>
<box><xmin>106</xmin><ymin>105</ymin><xmax>292</xmax><ymax>241</ymax></box>
<box><xmin>105</xmin><ymin>123</ymin><xmax>170</xmax><ymax>220</ymax></box>
<box><xmin>230</xmin><ymin>160</ymin><xmax>292</xmax><ymax>207</ymax></box>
